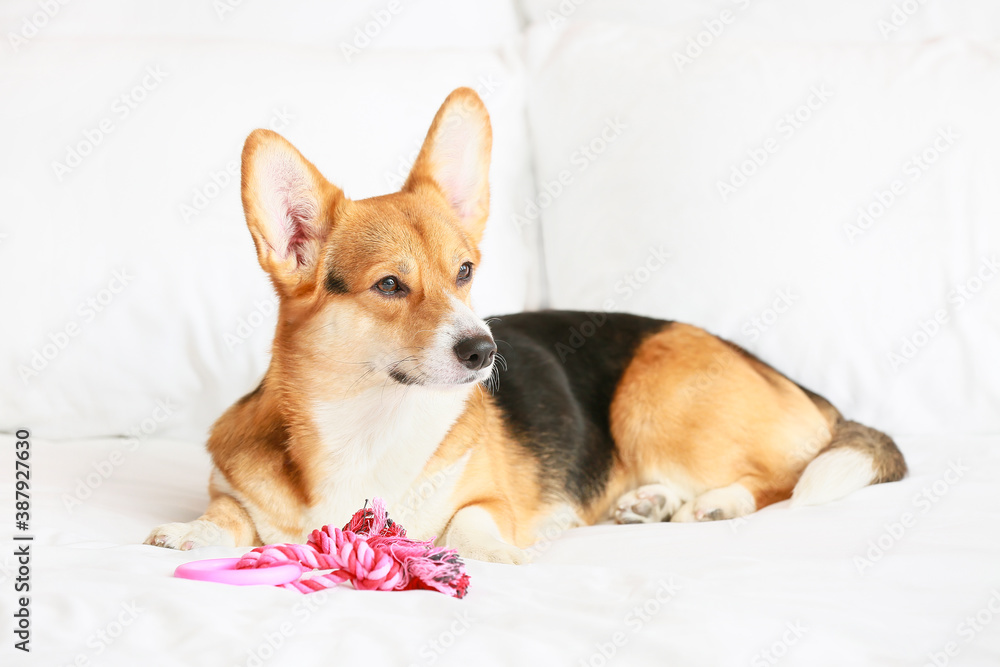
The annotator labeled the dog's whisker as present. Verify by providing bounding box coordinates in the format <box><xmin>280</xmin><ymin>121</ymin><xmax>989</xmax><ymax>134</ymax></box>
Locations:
<box><xmin>494</xmin><ymin>352</ymin><xmax>509</xmax><ymax>372</ymax></box>
<box><xmin>343</xmin><ymin>354</ymin><xmax>417</xmax><ymax>397</ymax></box>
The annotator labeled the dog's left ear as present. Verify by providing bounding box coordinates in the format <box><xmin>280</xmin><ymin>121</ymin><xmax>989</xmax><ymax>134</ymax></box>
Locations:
<box><xmin>405</xmin><ymin>87</ymin><xmax>492</xmax><ymax>245</ymax></box>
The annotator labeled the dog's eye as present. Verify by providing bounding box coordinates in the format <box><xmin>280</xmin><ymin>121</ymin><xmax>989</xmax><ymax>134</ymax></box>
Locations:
<box><xmin>375</xmin><ymin>276</ymin><xmax>401</xmax><ymax>294</ymax></box>
<box><xmin>457</xmin><ymin>262</ymin><xmax>473</xmax><ymax>282</ymax></box>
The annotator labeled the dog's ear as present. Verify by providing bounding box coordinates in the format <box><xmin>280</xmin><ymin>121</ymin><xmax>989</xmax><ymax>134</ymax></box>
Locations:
<box><xmin>241</xmin><ymin>129</ymin><xmax>342</xmax><ymax>294</ymax></box>
<box><xmin>404</xmin><ymin>87</ymin><xmax>492</xmax><ymax>246</ymax></box>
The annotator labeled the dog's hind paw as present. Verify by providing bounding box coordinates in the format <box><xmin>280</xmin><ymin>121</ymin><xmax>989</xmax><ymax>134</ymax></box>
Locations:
<box><xmin>613</xmin><ymin>484</ymin><xmax>684</xmax><ymax>524</ymax></box>
<box><xmin>670</xmin><ymin>483</ymin><xmax>756</xmax><ymax>523</ymax></box>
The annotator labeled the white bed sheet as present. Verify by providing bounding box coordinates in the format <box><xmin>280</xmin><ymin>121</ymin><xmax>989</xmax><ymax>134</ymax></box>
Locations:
<box><xmin>4</xmin><ymin>433</ymin><xmax>999</xmax><ymax>666</ymax></box>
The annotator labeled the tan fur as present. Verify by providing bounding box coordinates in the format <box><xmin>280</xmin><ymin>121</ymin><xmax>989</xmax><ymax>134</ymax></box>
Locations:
<box><xmin>425</xmin><ymin>391</ymin><xmax>556</xmax><ymax>548</ymax></box>
<box><xmin>589</xmin><ymin>324</ymin><xmax>832</xmax><ymax>524</ymax></box>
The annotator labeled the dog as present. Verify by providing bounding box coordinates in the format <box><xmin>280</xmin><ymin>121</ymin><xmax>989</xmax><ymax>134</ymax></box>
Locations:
<box><xmin>145</xmin><ymin>88</ymin><xmax>906</xmax><ymax>563</ymax></box>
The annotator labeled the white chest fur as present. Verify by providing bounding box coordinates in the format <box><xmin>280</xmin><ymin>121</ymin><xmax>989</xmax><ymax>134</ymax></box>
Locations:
<box><xmin>296</xmin><ymin>383</ymin><xmax>473</xmax><ymax>542</ymax></box>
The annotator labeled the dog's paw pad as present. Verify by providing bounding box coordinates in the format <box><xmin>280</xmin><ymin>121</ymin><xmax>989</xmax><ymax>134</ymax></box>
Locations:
<box><xmin>613</xmin><ymin>484</ymin><xmax>681</xmax><ymax>524</ymax></box>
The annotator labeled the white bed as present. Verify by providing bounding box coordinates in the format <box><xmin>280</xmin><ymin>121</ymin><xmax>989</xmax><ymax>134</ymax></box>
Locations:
<box><xmin>3</xmin><ymin>1</ymin><xmax>999</xmax><ymax>665</ymax></box>
<box><xmin>9</xmin><ymin>433</ymin><xmax>1000</xmax><ymax>666</ymax></box>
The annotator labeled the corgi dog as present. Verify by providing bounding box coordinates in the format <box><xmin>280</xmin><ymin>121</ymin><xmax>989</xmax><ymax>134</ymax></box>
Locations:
<box><xmin>145</xmin><ymin>88</ymin><xmax>906</xmax><ymax>563</ymax></box>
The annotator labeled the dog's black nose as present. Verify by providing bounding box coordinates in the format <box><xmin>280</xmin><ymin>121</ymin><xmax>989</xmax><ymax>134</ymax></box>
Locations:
<box><xmin>453</xmin><ymin>335</ymin><xmax>497</xmax><ymax>371</ymax></box>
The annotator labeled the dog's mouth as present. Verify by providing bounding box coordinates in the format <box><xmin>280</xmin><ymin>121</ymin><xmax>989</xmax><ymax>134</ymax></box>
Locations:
<box><xmin>387</xmin><ymin>366</ymin><xmax>491</xmax><ymax>388</ymax></box>
<box><xmin>388</xmin><ymin>368</ymin><xmax>420</xmax><ymax>386</ymax></box>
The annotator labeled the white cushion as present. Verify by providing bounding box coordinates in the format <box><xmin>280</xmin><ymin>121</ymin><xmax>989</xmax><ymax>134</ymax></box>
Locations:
<box><xmin>1</xmin><ymin>0</ymin><xmax>521</xmax><ymax>50</ymax></box>
<box><xmin>520</xmin><ymin>0</ymin><xmax>1000</xmax><ymax>41</ymax></box>
<box><xmin>524</xmin><ymin>20</ymin><xmax>1000</xmax><ymax>435</ymax></box>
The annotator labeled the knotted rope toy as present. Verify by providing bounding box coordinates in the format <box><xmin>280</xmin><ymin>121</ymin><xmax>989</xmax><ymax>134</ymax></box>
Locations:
<box><xmin>174</xmin><ymin>498</ymin><xmax>470</xmax><ymax>598</ymax></box>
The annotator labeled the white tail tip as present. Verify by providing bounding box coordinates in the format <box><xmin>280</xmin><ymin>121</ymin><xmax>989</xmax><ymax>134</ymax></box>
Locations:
<box><xmin>791</xmin><ymin>448</ymin><xmax>876</xmax><ymax>508</ymax></box>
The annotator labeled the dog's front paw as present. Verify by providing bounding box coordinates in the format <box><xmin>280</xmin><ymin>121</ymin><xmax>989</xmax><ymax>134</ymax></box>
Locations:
<box><xmin>144</xmin><ymin>520</ymin><xmax>233</xmax><ymax>550</ymax></box>
<box><xmin>442</xmin><ymin>505</ymin><xmax>530</xmax><ymax>564</ymax></box>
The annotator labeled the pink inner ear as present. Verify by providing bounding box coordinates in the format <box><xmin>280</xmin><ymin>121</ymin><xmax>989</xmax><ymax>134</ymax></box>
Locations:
<box><xmin>282</xmin><ymin>190</ymin><xmax>318</xmax><ymax>267</ymax></box>
<box><xmin>260</xmin><ymin>157</ymin><xmax>319</xmax><ymax>268</ymax></box>
<box><xmin>433</xmin><ymin>115</ymin><xmax>486</xmax><ymax>223</ymax></box>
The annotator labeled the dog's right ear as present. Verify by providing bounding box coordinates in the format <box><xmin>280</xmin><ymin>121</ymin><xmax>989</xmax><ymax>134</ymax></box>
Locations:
<box><xmin>241</xmin><ymin>129</ymin><xmax>342</xmax><ymax>294</ymax></box>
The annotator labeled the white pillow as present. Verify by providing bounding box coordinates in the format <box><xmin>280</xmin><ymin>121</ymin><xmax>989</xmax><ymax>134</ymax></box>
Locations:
<box><xmin>519</xmin><ymin>0</ymin><xmax>1000</xmax><ymax>42</ymax></box>
<box><xmin>0</xmin><ymin>39</ymin><xmax>534</xmax><ymax>441</ymax></box>
<box><xmin>1</xmin><ymin>0</ymin><xmax>521</xmax><ymax>50</ymax></box>
<box><xmin>524</xmin><ymin>20</ymin><xmax>1000</xmax><ymax>435</ymax></box>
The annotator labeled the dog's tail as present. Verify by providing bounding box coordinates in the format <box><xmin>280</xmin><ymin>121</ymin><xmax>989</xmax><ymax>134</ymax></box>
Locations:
<box><xmin>790</xmin><ymin>395</ymin><xmax>907</xmax><ymax>507</ymax></box>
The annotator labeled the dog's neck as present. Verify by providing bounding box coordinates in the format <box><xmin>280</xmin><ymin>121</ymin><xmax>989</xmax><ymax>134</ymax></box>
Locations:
<box><xmin>259</xmin><ymin>318</ymin><xmax>486</xmax><ymax>514</ymax></box>
<box><xmin>308</xmin><ymin>382</ymin><xmax>474</xmax><ymax>471</ymax></box>
<box><xmin>283</xmin><ymin>381</ymin><xmax>476</xmax><ymax>537</ymax></box>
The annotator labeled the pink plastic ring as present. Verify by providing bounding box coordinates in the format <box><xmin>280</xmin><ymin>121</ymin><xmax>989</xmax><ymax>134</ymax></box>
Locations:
<box><xmin>174</xmin><ymin>558</ymin><xmax>302</xmax><ymax>586</ymax></box>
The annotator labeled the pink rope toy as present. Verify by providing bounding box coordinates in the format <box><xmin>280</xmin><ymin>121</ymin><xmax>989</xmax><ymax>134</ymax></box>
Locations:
<box><xmin>231</xmin><ymin>498</ymin><xmax>470</xmax><ymax>598</ymax></box>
